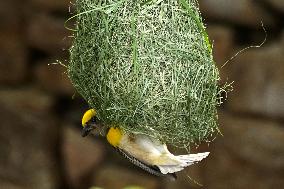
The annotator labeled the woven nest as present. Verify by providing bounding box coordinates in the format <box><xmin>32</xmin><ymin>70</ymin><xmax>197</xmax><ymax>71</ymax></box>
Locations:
<box><xmin>68</xmin><ymin>0</ymin><xmax>225</xmax><ymax>148</ymax></box>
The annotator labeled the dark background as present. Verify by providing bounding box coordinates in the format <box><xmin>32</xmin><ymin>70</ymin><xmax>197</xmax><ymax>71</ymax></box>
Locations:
<box><xmin>1</xmin><ymin>0</ymin><xmax>284</xmax><ymax>188</ymax></box>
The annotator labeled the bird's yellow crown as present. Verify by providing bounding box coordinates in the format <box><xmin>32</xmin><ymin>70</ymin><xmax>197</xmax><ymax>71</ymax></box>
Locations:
<box><xmin>81</xmin><ymin>109</ymin><xmax>96</xmax><ymax>127</ymax></box>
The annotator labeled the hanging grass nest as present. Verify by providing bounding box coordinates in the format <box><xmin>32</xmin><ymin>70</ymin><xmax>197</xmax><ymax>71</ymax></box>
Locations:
<box><xmin>68</xmin><ymin>0</ymin><xmax>225</xmax><ymax>148</ymax></box>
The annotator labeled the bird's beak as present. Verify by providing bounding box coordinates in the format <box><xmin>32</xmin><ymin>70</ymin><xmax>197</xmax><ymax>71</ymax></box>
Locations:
<box><xmin>81</xmin><ymin>123</ymin><xmax>95</xmax><ymax>137</ymax></box>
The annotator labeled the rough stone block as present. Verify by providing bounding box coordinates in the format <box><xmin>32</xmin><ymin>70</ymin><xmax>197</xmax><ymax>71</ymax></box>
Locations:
<box><xmin>0</xmin><ymin>88</ymin><xmax>54</xmax><ymax>113</ymax></box>
<box><xmin>203</xmin><ymin>112</ymin><xmax>284</xmax><ymax>189</ymax></box>
<box><xmin>0</xmin><ymin>32</ymin><xmax>27</xmax><ymax>84</ymax></box>
<box><xmin>62</xmin><ymin>125</ymin><xmax>105</xmax><ymax>188</ymax></box>
<box><xmin>227</xmin><ymin>41</ymin><xmax>284</xmax><ymax>117</ymax></box>
<box><xmin>0</xmin><ymin>0</ymin><xmax>23</xmax><ymax>32</ymax></box>
<box><xmin>28</xmin><ymin>0</ymin><xmax>71</xmax><ymax>12</ymax></box>
<box><xmin>34</xmin><ymin>60</ymin><xmax>74</xmax><ymax>95</ymax></box>
<box><xmin>0</xmin><ymin>89</ymin><xmax>60</xmax><ymax>189</ymax></box>
<box><xmin>200</xmin><ymin>0</ymin><xmax>275</xmax><ymax>28</ymax></box>
<box><xmin>27</xmin><ymin>13</ymin><xmax>71</xmax><ymax>55</ymax></box>
<box><xmin>264</xmin><ymin>0</ymin><xmax>284</xmax><ymax>13</ymax></box>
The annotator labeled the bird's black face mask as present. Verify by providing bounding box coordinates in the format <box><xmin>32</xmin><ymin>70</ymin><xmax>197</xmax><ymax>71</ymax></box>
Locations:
<box><xmin>81</xmin><ymin>122</ymin><xmax>96</xmax><ymax>137</ymax></box>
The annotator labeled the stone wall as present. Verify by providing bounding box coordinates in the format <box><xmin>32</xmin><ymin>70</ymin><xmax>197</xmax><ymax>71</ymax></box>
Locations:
<box><xmin>0</xmin><ymin>0</ymin><xmax>283</xmax><ymax>189</ymax></box>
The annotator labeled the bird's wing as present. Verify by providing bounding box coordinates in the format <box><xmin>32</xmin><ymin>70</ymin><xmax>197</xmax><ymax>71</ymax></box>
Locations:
<box><xmin>119</xmin><ymin>133</ymin><xmax>210</xmax><ymax>174</ymax></box>
<box><xmin>132</xmin><ymin>134</ymin><xmax>171</xmax><ymax>155</ymax></box>
<box><xmin>115</xmin><ymin>147</ymin><xmax>177</xmax><ymax>180</ymax></box>
<box><xmin>119</xmin><ymin>133</ymin><xmax>180</xmax><ymax>166</ymax></box>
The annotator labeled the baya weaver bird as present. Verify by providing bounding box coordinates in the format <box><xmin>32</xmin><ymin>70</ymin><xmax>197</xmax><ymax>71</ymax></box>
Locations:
<box><xmin>81</xmin><ymin>109</ymin><xmax>209</xmax><ymax>180</ymax></box>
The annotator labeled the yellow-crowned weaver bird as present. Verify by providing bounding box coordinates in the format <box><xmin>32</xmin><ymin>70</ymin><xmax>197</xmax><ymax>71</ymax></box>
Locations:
<box><xmin>81</xmin><ymin>109</ymin><xmax>209</xmax><ymax>180</ymax></box>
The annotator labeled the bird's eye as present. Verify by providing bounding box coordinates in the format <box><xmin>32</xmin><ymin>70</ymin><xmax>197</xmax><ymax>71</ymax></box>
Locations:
<box><xmin>91</xmin><ymin>116</ymin><xmax>97</xmax><ymax>123</ymax></box>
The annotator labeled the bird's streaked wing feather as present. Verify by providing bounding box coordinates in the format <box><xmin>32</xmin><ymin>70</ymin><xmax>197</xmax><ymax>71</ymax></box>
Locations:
<box><xmin>115</xmin><ymin>147</ymin><xmax>177</xmax><ymax>180</ymax></box>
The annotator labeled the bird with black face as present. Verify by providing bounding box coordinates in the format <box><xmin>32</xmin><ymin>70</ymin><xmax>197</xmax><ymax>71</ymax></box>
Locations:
<box><xmin>81</xmin><ymin>109</ymin><xmax>209</xmax><ymax>180</ymax></box>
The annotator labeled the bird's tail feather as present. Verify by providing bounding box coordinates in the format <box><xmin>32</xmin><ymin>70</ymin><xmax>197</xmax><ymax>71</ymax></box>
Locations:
<box><xmin>157</xmin><ymin>152</ymin><xmax>210</xmax><ymax>174</ymax></box>
<box><xmin>177</xmin><ymin>152</ymin><xmax>210</xmax><ymax>166</ymax></box>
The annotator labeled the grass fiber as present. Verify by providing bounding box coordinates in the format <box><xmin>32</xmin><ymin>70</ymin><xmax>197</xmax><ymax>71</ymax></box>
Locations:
<box><xmin>68</xmin><ymin>0</ymin><xmax>225</xmax><ymax>149</ymax></box>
